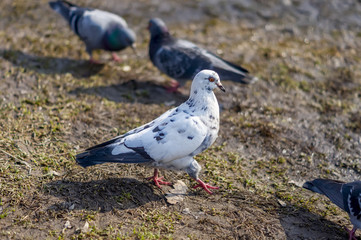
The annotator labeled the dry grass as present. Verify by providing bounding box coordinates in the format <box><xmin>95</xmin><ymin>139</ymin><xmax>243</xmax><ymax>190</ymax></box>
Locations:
<box><xmin>0</xmin><ymin>0</ymin><xmax>360</xmax><ymax>239</ymax></box>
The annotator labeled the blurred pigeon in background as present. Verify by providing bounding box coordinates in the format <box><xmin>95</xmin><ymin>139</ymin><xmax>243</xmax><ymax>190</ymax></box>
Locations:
<box><xmin>76</xmin><ymin>70</ymin><xmax>225</xmax><ymax>194</ymax></box>
<box><xmin>49</xmin><ymin>0</ymin><xmax>136</xmax><ymax>63</ymax></box>
<box><xmin>148</xmin><ymin>18</ymin><xmax>257</xmax><ymax>92</ymax></box>
<box><xmin>303</xmin><ymin>179</ymin><xmax>361</xmax><ymax>240</ymax></box>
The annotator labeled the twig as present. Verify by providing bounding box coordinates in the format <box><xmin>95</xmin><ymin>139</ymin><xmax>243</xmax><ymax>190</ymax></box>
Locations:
<box><xmin>0</xmin><ymin>149</ymin><xmax>32</xmax><ymax>175</ymax></box>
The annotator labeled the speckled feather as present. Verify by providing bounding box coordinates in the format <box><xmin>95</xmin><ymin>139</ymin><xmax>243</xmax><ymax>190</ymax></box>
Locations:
<box><xmin>148</xmin><ymin>18</ymin><xmax>256</xmax><ymax>85</ymax></box>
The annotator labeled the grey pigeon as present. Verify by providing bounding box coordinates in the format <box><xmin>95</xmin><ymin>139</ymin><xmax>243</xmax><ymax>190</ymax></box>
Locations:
<box><xmin>76</xmin><ymin>70</ymin><xmax>225</xmax><ymax>194</ymax></box>
<box><xmin>303</xmin><ymin>179</ymin><xmax>361</xmax><ymax>240</ymax></box>
<box><xmin>148</xmin><ymin>18</ymin><xmax>256</xmax><ymax>91</ymax></box>
<box><xmin>49</xmin><ymin>0</ymin><xmax>136</xmax><ymax>63</ymax></box>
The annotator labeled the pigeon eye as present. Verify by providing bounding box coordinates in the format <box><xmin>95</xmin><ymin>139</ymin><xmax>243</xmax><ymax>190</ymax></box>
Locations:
<box><xmin>208</xmin><ymin>77</ymin><xmax>215</xmax><ymax>82</ymax></box>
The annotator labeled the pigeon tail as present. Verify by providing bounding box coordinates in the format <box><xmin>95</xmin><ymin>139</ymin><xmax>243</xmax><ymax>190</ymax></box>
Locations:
<box><xmin>49</xmin><ymin>0</ymin><xmax>76</xmax><ymax>19</ymax></box>
<box><xmin>214</xmin><ymin>67</ymin><xmax>258</xmax><ymax>85</ymax></box>
<box><xmin>76</xmin><ymin>142</ymin><xmax>153</xmax><ymax>168</ymax></box>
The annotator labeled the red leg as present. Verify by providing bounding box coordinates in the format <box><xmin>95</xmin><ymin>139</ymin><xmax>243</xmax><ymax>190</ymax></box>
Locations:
<box><xmin>146</xmin><ymin>169</ymin><xmax>172</xmax><ymax>188</ymax></box>
<box><xmin>345</xmin><ymin>226</ymin><xmax>357</xmax><ymax>240</ymax></box>
<box><xmin>89</xmin><ymin>57</ymin><xmax>102</xmax><ymax>65</ymax></box>
<box><xmin>192</xmin><ymin>179</ymin><xmax>219</xmax><ymax>194</ymax></box>
<box><xmin>164</xmin><ymin>80</ymin><xmax>180</xmax><ymax>93</ymax></box>
<box><xmin>111</xmin><ymin>53</ymin><xmax>122</xmax><ymax>62</ymax></box>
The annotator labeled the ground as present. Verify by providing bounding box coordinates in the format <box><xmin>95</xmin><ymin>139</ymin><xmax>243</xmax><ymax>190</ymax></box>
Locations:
<box><xmin>0</xmin><ymin>0</ymin><xmax>360</xmax><ymax>239</ymax></box>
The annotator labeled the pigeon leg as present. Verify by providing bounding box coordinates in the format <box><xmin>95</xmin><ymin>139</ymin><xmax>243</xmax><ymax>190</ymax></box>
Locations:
<box><xmin>89</xmin><ymin>57</ymin><xmax>102</xmax><ymax>65</ymax></box>
<box><xmin>111</xmin><ymin>53</ymin><xmax>122</xmax><ymax>62</ymax></box>
<box><xmin>165</xmin><ymin>79</ymin><xmax>180</xmax><ymax>93</ymax></box>
<box><xmin>345</xmin><ymin>226</ymin><xmax>357</xmax><ymax>240</ymax></box>
<box><xmin>87</xmin><ymin>48</ymin><xmax>102</xmax><ymax>64</ymax></box>
<box><xmin>147</xmin><ymin>169</ymin><xmax>172</xmax><ymax>188</ymax></box>
<box><xmin>192</xmin><ymin>179</ymin><xmax>219</xmax><ymax>194</ymax></box>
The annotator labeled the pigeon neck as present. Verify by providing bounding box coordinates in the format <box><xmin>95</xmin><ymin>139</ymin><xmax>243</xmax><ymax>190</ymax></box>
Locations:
<box><xmin>152</xmin><ymin>31</ymin><xmax>172</xmax><ymax>43</ymax></box>
<box><xmin>186</xmin><ymin>86</ymin><xmax>218</xmax><ymax>110</ymax></box>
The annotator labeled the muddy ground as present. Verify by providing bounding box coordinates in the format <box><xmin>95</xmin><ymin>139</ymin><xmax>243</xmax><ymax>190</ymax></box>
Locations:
<box><xmin>0</xmin><ymin>0</ymin><xmax>360</xmax><ymax>239</ymax></box>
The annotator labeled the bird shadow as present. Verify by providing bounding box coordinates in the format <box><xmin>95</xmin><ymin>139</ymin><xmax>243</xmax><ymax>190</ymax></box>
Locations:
<box><xmin>226</xmin><ymin>190</ymin><xmax>347</xmax><ymax>239</ymax></box>
<box><xmin>44</xmin><ymin>178</ymin><xmax>164</xmax><ymax>212</ymax></box>
<box><xmin>277</xmin><ymin>202</ymin><xmax>348</xmax><ymax>239</ymax></box>
<box><xmin>0</xmin><ymin>49</ymin><xmax>104</xmax><ymax>78</ymax></box>
<box><xmin>69</xmin><ymin>80</ymin><xmax>187</xmax><ymax>105</ymax></box>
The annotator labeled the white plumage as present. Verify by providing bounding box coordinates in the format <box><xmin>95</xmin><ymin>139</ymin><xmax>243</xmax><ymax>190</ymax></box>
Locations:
<box><xmin>76</xmin><ymin>70</ymin><xmax>226</xmax><ymax>194</ymax></box>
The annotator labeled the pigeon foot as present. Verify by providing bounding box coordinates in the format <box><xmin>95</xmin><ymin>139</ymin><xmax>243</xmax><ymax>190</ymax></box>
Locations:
<box><xmin>165</xmin><ymin>80</ymin><xmax>180</xmax><ymax>93</ymax></box>
<box><xmin>193</xmin><ymin>179</ymin><xmax>219</xmax><ymax>194</ymax></box>
<box><xmin>147</xmin><ymin>169</ymin><xmax>172</xmax><ymax>188</ymax></box>
<box><xmin>345</xmin><ymin>226</ymin><xmax>357</xmax><ymax>240</ymax></box>
<box><xmin>111</xmin><ymin>53</ymin><xmax>122</xmax><ymax>62</ymax></box>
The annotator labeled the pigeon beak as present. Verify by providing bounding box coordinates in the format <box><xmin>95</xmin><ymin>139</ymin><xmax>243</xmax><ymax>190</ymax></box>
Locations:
<box><xmin>131</xmin><ymin>44</ymin><xmax>139</xmax><ymax>57</ymax></box>
<box><xmin>216</xmin><ymin>82</ymin><xmax>226</xmax><ymax>92</ymax></box>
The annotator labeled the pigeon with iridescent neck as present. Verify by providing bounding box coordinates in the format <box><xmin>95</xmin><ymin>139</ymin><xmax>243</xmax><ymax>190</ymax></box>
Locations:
<box><xmin>76</xmin><ymin>70</ymin><xmax>225</xmax><ymax>194</ymax></box>
<box><xmin>303</xmin><ymin>179</ymin><xmax>361</xmax><ymax>240</ymax></box>
<box><xmin>49</xmin><ymin>0</ymin><xmax>136</xmax><ymax>63</ymax></box>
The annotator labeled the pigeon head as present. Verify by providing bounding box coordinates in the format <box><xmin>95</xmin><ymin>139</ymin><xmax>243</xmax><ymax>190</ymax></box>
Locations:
<box><xmin>148</xmin><ymin>18</ymin><xmax>169</xmax><ymax>38</ymax></box>
<box><xmin>104</xmin><ymin>25</ymin><xmax>136</xmax><ymax>51</ymax></box>
<box><xmin>192</xmin><ymin>70</ymin><xmax>225</xmax><ymax>93</ymax></box>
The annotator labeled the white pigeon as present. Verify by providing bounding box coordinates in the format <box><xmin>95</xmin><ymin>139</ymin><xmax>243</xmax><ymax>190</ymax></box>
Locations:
<box><xmin>76</xmin><ymin>70</ymin><xmax>225</xmax><ymax>194</ymax></box>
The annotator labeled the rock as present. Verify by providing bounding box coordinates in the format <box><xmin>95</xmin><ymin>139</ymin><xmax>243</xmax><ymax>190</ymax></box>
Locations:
<box><xmin>278</xmin><ymin>199</ymin><xmax>287</xmax><ymax>207</ymax></box>
<box><xmin>182</xmin><ymin>208</ymin><xmax>191</xmax><ymax>214</ymax></box>
<box><xmin>165</xmin><ymin>180</ymin><xmax>188</xmax><ymax>205</ymax></box>
<box><xmin>81</xmin><ymin>221</ymin><xmax>90</xmax><ymax>233</ymax></box>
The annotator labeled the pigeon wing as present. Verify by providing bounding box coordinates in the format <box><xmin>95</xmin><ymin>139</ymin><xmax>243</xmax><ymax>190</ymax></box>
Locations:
<box><xmin>154</xmin><ymin>39</ymin><xmax>211</xmax><ymax>80</ymax></box>
<box><xmin>76</xmin><ymin>108</ymin><xmax>176</xmax><ymax>167</ymax></box>
<box><xmin>201</xmin><ymin>50</ymin><xmax>255</xmax><ymax>84</ymax></box>
<box><xmin>122</xmin><ymin>110</ymin><xmax>209</xmax><ymax>163</ymax></box>
<box><xmin>342</xmin><ymin>181</ymin><xmax>361</xmax><ymax>216</ymax></box>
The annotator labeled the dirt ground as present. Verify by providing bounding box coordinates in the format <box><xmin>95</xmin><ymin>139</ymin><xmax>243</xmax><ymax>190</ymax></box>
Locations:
<box><xmin>0</xmin><ymin>0</ymin><xmax>360</xmax><ymax>239</ymax></box>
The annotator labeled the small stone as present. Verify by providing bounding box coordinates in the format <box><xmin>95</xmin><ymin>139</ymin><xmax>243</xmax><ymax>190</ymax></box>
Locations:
<box><xmin>122</xmin><ymin>65</ymin><xmax>131</xmax><ymax>72</ymax></box>
<box><xmin>278</xmin><ymin>199</ymin><xmax>287</xmax><ymax>207</ymax></box>
<box><xmin>164</xmin><ymin>100</ymin><xmax>176</xmax><ymax>106</ymax></box>
<box><xmin>182</xmin><ymin>208</ymin><xmax>191</xmax><ymax>214</ymax></box>
<box><xmin>82</xmin><ymin>221</ymin><xmax>90</xmax><ymax>233</ymax></box>
<box><xmin>165</xmin><ymin>180</ymin><xmax>188</xmax><ymax>205</ymax></box>
<box><xmin>64</xmin><ymin>220</ymin><xmax>72</xmax><ymax>229</ymax></box>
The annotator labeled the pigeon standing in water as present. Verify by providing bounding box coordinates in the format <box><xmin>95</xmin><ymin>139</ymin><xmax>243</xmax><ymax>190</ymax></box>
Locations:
<box><xmin>303</xmin><ymin>179</ymin><xmax>361</xmax><ymax>240</ymax></box>
<box><xmin>148</xmin><ymin>18</ymin><xmax>257</xmax><ymax>92</ymax></box>
<box><xmin>76</xmin><ymin>70</ymin><xmax>225</xmax><ymax>194</ymax></box>
<box><xmin>49</xmin><ymin>0</ymin><xmax>136</xmax><ymax>63</ymax></box>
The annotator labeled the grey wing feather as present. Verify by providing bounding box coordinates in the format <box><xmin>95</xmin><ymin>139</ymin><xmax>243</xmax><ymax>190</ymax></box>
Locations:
<box><xmin>303</xmin><ymin>179</ymin><xmax>345</xmax><ymax>210</ymax></box>
<box><xmin>76</xmin><ymin>108</ymin><xmax>176</xmax><ymax>167</ymax></box>
<box><xmin>342</xmin><ymin>182</ymin><xmax>361</xmax><ymax>216</ymax></box>
<box><xmin>155</xmin><ymin>45</ymin><xmax>209</xmax><ymax>80</ymax></box>
<box><xmin>203</xmin><ymin>51</ymin><xmax>256</xmax><ymax>84</ymax></box>
<box><xmin>76</xmin><ymin>141</ymin><xmax>153</xmax><ymax>168</ymax></box>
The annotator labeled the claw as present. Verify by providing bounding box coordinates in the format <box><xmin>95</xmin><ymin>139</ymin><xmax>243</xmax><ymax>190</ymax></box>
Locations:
<box><xmin>192</xmin><ymin>179</ymin><xmax>219</xmax><ymax>194</ymax></box>
<box><xmin>345</xmin><ymin>226</ymin><xmax>357</xmax><ymax>240</ymax></box>
<box><xmin>147</xmin><ymin>169</ymin><xmax>172</xmax><ymax>188</ymax></box>
<box><xmin>111</xmin><ymin>53</ymin><xmax>122</xmax><ymax>62</ymax></box>
<box><xmin>164</xmin><ymin>79</ymin><xmax>180</xmax><ymax>93</ymax></box>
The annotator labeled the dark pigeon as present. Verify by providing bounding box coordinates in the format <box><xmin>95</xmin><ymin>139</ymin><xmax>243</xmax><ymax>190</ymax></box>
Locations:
<box><xmin>76</xmin><ymin>70</ymin><xmax>226</xmax><ymax>194</ymax></box>
<box><xmin>303</xmin><ymin>179</ymin><xmax>361</xmax><ymax>240</ymax></box>
<box><xmin>49</xmin><ymin>0</ymin><xmax>136</xmax><ymax>63</ymax></box>
<box><xmin>148</xmin><ymin>18</ymin><xmax>257</xmax><ymax>91</ymax></box>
